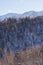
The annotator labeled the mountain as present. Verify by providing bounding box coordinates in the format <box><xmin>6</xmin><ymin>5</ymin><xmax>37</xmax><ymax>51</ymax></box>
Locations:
<box><xmin>22</xmin><ymin>11</ymin><xmax>43</xmax><ymax>17</ymax></box>
<box><xmin>0</xmin><ymin>13</ymin><xmax>20</xmax><ymax>21</ymax></box>
<box><xmin>0</xmin><ymin>11</ymin><xmax>43</xmax><ymax>20</ymax></box>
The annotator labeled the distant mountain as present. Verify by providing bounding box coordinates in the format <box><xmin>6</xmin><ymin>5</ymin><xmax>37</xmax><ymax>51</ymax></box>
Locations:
<box><xmin>0</xmin><ymin>11</ymin><xmax>43</xmax><ymax>20</ymax></box>
<box><xmin>22</xmin><ymin>11</ymin><xmax>43</xmax><ymax>17</ymax></box>
<box><xmin>0</xmin><ymin>13</ymin><xmax>20</xmax><ymax>21</ymax></box>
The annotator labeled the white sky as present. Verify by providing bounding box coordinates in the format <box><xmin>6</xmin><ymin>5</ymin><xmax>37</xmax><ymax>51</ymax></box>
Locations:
<box><xmin>0</xmin><ymin>0</ymin><xmax>43</xmax><ymax>15</ymax></box>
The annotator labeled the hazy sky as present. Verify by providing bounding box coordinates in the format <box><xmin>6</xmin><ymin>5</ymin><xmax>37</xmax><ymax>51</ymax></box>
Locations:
<box><xmin>0</xmin><ymin>0</ymin><xmax>43</xmax><ymax>15</ymax></box>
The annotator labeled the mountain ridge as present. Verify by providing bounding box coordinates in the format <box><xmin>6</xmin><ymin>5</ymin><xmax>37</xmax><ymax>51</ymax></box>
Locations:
<box><xmin>0</xmin><ymin>11</ymin><xmax>43</xmax><ymax>20</ymax></box>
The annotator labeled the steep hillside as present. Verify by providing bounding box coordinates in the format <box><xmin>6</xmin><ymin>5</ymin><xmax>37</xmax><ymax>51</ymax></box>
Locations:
<box><xmin>0</xmin><ymin>16</ymin><xmax>43</xmax><ymax>65</ymax></box>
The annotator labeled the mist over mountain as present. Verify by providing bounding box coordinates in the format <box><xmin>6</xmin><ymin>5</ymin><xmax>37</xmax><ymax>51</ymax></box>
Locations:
<box><xmin>0</xmin><ymin>11</ymin><xmax>43</xmax><ymax>20</ymax></box>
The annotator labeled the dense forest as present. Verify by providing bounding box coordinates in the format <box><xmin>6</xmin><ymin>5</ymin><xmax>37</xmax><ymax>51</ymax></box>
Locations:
<box><xmin>0</xmin><ymin>16</ymin><xmax>43</xmax><ymax>65</ymax></box>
